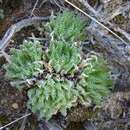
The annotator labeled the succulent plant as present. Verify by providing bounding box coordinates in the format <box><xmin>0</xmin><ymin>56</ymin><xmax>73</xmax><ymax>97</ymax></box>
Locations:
<box><xmin>48</xmin><ymin>40</ymin><xmax>81</xmax><ymax>73</ymax></box>
<box><xmin>27</xmin><ymin>76</ymin><xmax>79</xmax><ymax>120</ymax></box>
<box><xmin>4</xmin><ymin>40</ymin><xmax>43</xmax><ymax>81</ymax></box>
<box><xmin>46</xmin><ymin>10</ymin><xmax>86</xmax><ymax>41</ymax></box>
<box><xmin>4</xmin><ymin>10</ymin><xmax>113</xmax><ymax>121</ymax></box>
<box><xmin>78</xmin><ymin>54</ymin><xmax>113</xmax><ymax>105</ymax></box>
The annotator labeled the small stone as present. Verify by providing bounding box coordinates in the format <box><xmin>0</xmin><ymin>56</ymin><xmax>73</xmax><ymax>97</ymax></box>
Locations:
<box><xmin>12</xmin><ymin>103</ymin><xmax>19</xmax><ymax>109</ymax></box>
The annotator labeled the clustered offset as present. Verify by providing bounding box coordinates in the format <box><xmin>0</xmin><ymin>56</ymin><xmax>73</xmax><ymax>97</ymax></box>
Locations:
<box><xmin>4</xmin><ymin>11</ymin><xmax>113</xmax><ymax>120</ymax></box>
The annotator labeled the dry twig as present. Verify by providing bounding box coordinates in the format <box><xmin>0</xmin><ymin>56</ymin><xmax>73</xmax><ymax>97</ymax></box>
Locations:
<box><xmin>0</xmin><ymin>16</ymin><xmax>50</xmax><ymax>51</ymax></box>
<box><xmin>19</xmin><ymin>110</ymin><xmax>29</xmax><ymax>130</ymax></box>
<box><xmin>39</xmin><ymin>0</ymin><xmax>48</xmax><ymax>9</ymax></box>
<box><xmin>101</xmin><ymin>1</ymin><xmax>130</xmax><ymax>22</ymax></box>
<box><xmin>31</xmin><ymin>0</ymin><xmax>39</xmax><ymax>16</ymax></box>
<box><xmin>0</xmin><ymin>113</ymin><xmax>31</xmax><ymax>130</ymax></box>
<box><xmin>79</xmin><ymin>0</ymin><xmax>98</xmax><ymax>15</ymax></box>
<box><xmin>107</xmin><ymin>22</ymin><xmax>130</xmax><ymax>42</ymax></box>
<box><xmin>64</xmin><ymin>0</ymin><xmax>128</xmax><ymax>45</ymax></box>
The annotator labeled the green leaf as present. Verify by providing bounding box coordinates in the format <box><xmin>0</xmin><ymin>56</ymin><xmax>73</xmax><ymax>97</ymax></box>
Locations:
<box><xmin>48</xmin><ymin>40</ymin><xmax>81</xmax><ymax>74</ymax></box>
<box><xmin>78</xmin><ymin>54</ymin><xmax>113</xmax><ymax>105</ymax></box>
<box><xmin>27</xmin><ymin>77</ymin><xmax>78</xmax><ymax>120</ymax></box>
<box><xmin>46</xmin><ymin>11</ymin><xmax>86</xmax><ymax>41</ymax></box>
<box><xmin>4</xmin><ymin>40</ymin><xmax>44</xmax><ymax>89</ymax></box>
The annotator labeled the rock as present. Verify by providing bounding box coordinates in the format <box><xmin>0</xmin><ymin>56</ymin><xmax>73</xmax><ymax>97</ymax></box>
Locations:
<box><xmin>12</xmin><ymin>103</ymin><xmax>19</xmax><ymax>109</ymax></box>
<box><xmin>37</xmin><ymin>120</ymin><xmax>63</xmax><ymax>130</ymax></box>
<box><xmin>47</xmin><ymin>120</ymin><xmax>63</xmax><ymax>130</ymax></box>
<box><xmin>83</xmin><ymin>120</ymin><xmax>97</xmax><ymax>130</ymax></box>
